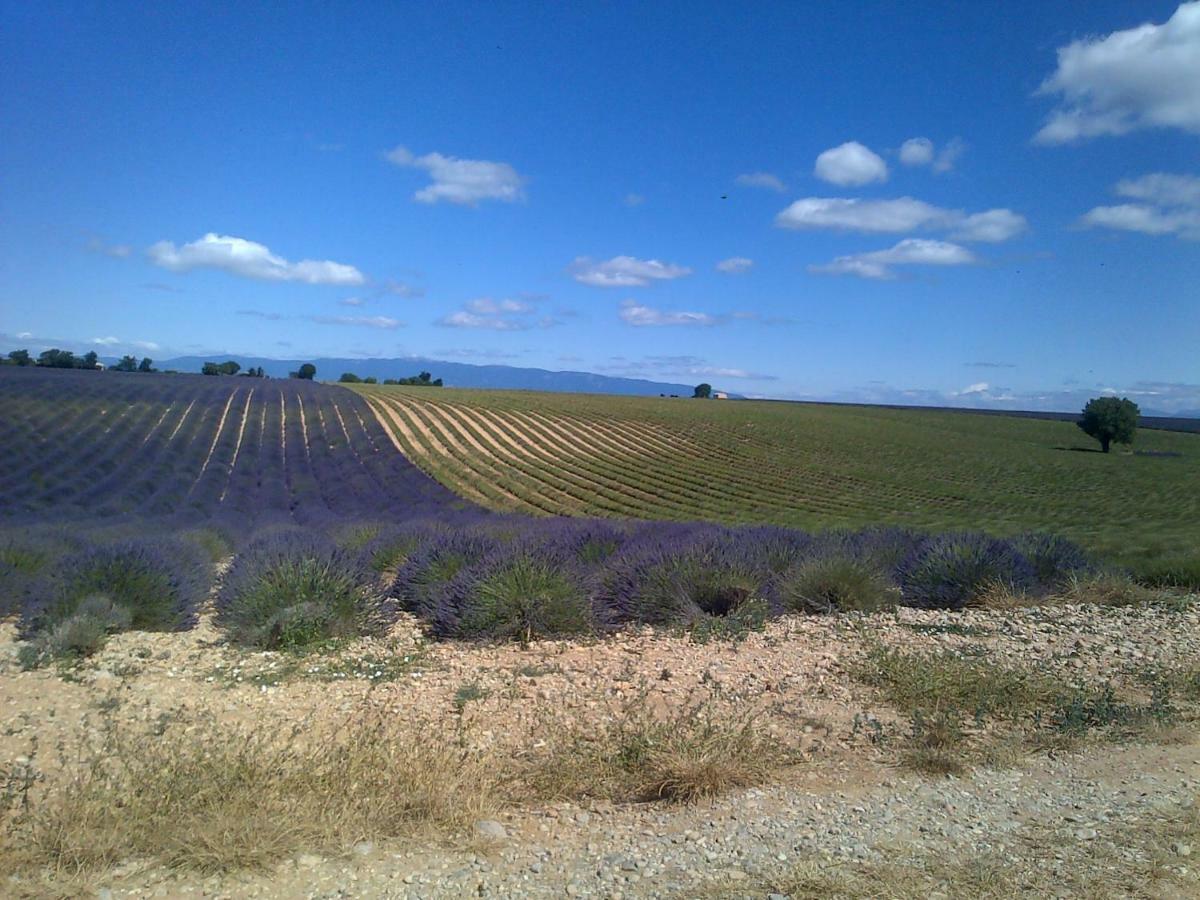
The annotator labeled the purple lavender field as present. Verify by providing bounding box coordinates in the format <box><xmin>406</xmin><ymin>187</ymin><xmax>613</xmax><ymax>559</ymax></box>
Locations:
<box><xmin>1</xmin><ymin>367</ymin><xmax>1098</xmax><ymax>655</ymax></box>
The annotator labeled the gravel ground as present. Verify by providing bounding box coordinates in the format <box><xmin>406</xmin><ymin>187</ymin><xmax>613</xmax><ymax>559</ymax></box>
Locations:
<box><xmin>2</xmin><ymin>598</ymin><xmax>1199</xmax><ymax>899</ymax></box>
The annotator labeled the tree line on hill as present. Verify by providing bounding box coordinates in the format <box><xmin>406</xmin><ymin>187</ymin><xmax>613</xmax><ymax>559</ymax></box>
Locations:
<box><xmin>338</xmin><ymin>370</ymin><xmax>442</xmax><ymax>386</ymax></box>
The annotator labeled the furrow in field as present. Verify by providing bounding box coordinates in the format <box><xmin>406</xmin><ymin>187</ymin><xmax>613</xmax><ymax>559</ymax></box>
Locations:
<box><xmin>379</xmin><ymin>397</ymin><xmax>548</xmax><ymax>514</ymax></box>
<box><xmin>474</xmin><ymin>406</ymin><xmax>720</xmax><ymax>518</ymax></box>
<box><xmin>392</xmin><ymin>394</ymin><xmax>654</xmax><ymax>517</ymax></box>
<box><xmin>189</xmin><ymin>388</ymin><xmax>239</xmax><ymax>495</ymax></box>
<box><xmin>365</xmin><ymin>396</ymin><xmax>494</xmax><ymax>508</ymax></box>
<box><xmin>167</xmin><ymin>398</ymin><xmax>198</xmax><ymax>442</ymax></box>
<box><xmin>140</xmin><ymin>401</ymin><xmax>177</xmax><ymax>446</ymax></box>
<box><xmin>503</xmin><ymin>408</ymin><xmax>791</xmax><ymax>518</ymax></box>
<box><xmin>409</xmin><ymin>398</ymin><xmax>635</xmax><ymax>516</ymax></box>
<box><xmin>219</xmin><ymin>389</ymin><xmax>255</xmax><ymax>503</ymax></box>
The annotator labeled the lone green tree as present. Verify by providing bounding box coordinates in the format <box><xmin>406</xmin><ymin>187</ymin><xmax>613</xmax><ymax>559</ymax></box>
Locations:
<box><xmin>693</xmin><ymin>383</ymin><xmax>712</xmax><ymax>399</ymax></box>
<box><xmin>1077</xmin><ymin>396</ymin><xmax>1139</xmax><ymax>453</ymax></box>
<box><xmin>297</xmin><ymin>363</ymin><xmax>317</xmax><ymax>380</ymax></box>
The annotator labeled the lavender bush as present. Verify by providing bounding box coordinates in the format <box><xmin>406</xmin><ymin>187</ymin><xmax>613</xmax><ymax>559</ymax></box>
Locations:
<box><xmin>899</xmin><ymin>532</ymin><xmax>1037</xmax><ymax>609</ymax></box>
<box><xmin>216</xmin><ymin>530</ymin><xmax>380</xmax><ymax>649</ymax></box>
<box><xmin>20</xmin><ymin>536</ymin><xmax>210</xmax><ymax>642</ymax></box>
<box><xmin>1011</xmin><ymin>532</ymin><xmax>1095</xmax><ymax>587</ymax></box>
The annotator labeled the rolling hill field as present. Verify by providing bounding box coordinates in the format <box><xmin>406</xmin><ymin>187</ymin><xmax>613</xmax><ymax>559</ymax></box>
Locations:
<box><xmin>356</xmin><ymin>384</ymin><xmax>1200</xmax><ymax>575</ymax></box>
<box><xmin>0</xmin><ymin>367</ymin><xmax>463</xmax><ymax>526</ymax></box>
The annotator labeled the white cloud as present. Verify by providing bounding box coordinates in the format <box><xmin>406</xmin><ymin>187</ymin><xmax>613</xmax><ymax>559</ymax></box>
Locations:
<box><xmin>131</xmin><ymin>340</ymin><xmax>160</xmax><ymax>351</ymax></box>
<box><xmin>777</xmin><ymin>197</ymin><xmax>1025</xmax><ymax>242</ymax></box>
<box><xmin>91</xmin><ymin>336</ymin><xmax>121</xmax><ymax>346</ymax></box>
<box><xmin>1034</xmin><ymin>1</ymin><xmax>1200</xmax><ymax>143</ymax></box>
<box><xmin>147</xmin><ymin>233</ymin><xmax>365</xmax><ymax>285</ymax></box>
<box><xmin>338</xmin><ymin>297</ymin><xmax>365</xmax><ymax>307</ymax></box>
<box><xmin>776</xmin><ymin>197</ymin><xmax>954</xmax><ymax>233</ymax></box>
<box><xmin>814</xmin><ymin>141</ymin><xmax>888</xmax><ymax>186</ymax></box>
<box><xmin>1115</xmin><ymin>172</ymin><xmax>1200</xmax><ymax>207</ymax></box>
<box><xmin>950</xmin><ymin>209</ymin><xmax>1029</xmax><ymax>242</ymax></box>
<box><xmin>810</xmin><ymin>238</ymin><xmax>977</xmax><ymax>280</ymax></box>
<box><xmin>716</xmin><ymin>256</ymin><xmax>754</xmax><ymax>274</ymax></box>
<box><xmin>899</xmin><ymin>137</ymin><xmax>934</xmax><ymax>166</ymax></box>
<box><xmin>1081</xmin><ymin>171</ymin><xmax>1200</xmax><ymax>239</ymax></box>
<box><xmin>1081</xmin><ymin>203</ymin><xmax>1200</xmax><ymax>238</ymax></box>
<box><xmin>385</xmin><ymin>145</ymin><xmax>526</xmax><ymax>205</ymax></box>
<box><xmin>570</xmin><ymin>255</ymin><xmax>692</xmax><ymax>287</ymax></box>
<box><xmin>958</xmin><ymin>382</ymin><xmax>991</xmax><ymax>395</ymax></box>
<box><xmin>16</xmin><ymin>331</ymin><xmax>32</xmax><ymax>339</ymax></box>
<box><xmin>735</xmin><ymin>172</ymin><xmax>786</xmax><ymax>192</ymax></box>
<box><xmin>898</xmin><ymin>137</ymin><xmax>965</xmax><ymax>172</ymax></box>
<box><xmin>618</xmin><ymin>300</ymin><xmax>716</xmax><ymax>327</ymax></box>
<box><xmin>624</xmin><ymin>193</ymin><xmax>645</xmax><ymax>207</ymax></box>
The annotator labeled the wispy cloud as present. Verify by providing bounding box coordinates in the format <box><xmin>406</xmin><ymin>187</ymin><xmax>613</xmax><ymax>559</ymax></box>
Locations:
<box><xmin>379</xmin><ymin>279</ymin><xmax>426</xmax><ymax>299</ymax></box>
<box><xmin>965</xmin><ymin>361</ymin><xmax>1017</xmax><ymax>369</ymax></box>
<box><xmin>570</xmin><ymin>255</ymin><xmax>692</xmax><ymax>288</ymax></box>
<box><xmin>312</xmin><ymin>315</ymin><xmax>401</xmax><ymax>330</ymax></box>
<box><xmin>599</xmin><ymin>353</ymin><xmax>777</xmax><ymax>382</ymax></box>
<box><xmin>715</xmin><ymin>256</ymin><xmax>754</xmax><ymax>274</ymax></box>
<box><xmin>618</xmin><ymin>300</ymin><xmax>716</xmax><ymax>327</ymax></box>
<box><xmin>1033</xmin><ymin>2</ymin><xmax>1200</xmax><ymax>144</ymax></box>
<box><xmin>86</xmin><ymin>237</ymin><xmax>132</xmax><ymax>258</ymax></box>
<box><xmin>437</xmin><ymin>296</ymin><xmax>554</xmax><ymax>330</ymax></box>
<box><xmin>385</xmin><ymin>145</ymin><xmax>526</xmax><ymax>205</ymax></box>
<box><xmin>809</xmin><ymin>238</ymin><xmax>977</xmax><ymax>280</ymax></box>
<box><xmin>735</xmin><ymin>172</ymin><xmax>786</xmax><ymax>192</ymax></box>
<box><xmin>624</xmin><ymin>193</ymin><xmax>645</xmax><ymax>207</ymax></box>
<box><xmin>148</xmin><ymin>233</ymin><xmax>365</xmax><ymax>285</ymax></box>
<box><xmin>433</xmin><ymin>347</ymin><xmax>523</xmax><ymax>360</ymax></box>
<box><xmin>238</xmin><ymin>309</ymin><xmax>400</xmax><ymax>329</ymax></box>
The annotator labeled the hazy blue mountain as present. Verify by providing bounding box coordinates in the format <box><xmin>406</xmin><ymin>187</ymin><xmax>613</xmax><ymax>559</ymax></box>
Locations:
<box><xmin>156</xmin><ymin>355</ymin><xmax>699</xmax><ymax>397</ymax></box>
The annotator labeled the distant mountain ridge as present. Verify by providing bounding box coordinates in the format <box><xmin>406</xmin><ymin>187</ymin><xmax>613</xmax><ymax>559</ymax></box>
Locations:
<box><xmin>156</xmin><ymin>355</ymin><xmax>700</xmax><ymax>397</ymax></box>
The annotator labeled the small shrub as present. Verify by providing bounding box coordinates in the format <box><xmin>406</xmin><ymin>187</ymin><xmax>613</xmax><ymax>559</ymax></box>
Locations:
<box><xmin>216</xmin><ymin>531</ymin><xmax>380</xmax><ymax>650</ymax></box>
<box><xmin>778</xmin><ymin>554</ymin><xmax>898</xmax><ymax>614</ymax></box>
<box><xmin>357</xmin><ymin>522</ymin><xmax>436</xmax><ymax>574</ymax></box>
<box><xmin>902</xmin><ymin>708</ymin><xmax>969</xmax><ymax>776</ymax></box>
<box><xmin>391</xmin><ymin>529</ymin><xmax>501</xmax><ymax>625</ymax></box>
<box><xmin>21</xmin><ymin>538</ymin><xmax>209</xmax><ymax>640</ymax></box>
<box><xmin>456</xmin><ymin>554</ymin><xmax>596</xmax><ymax>641</ymax></box>
<box><xmin>611</xmin><ymin>532</ymin><xmax>773</xmax><ymax>627</ymax></box>
<box><xmin>1011</xmin><ymin>532</ymin><xmax>1095</xmax><ymax>587</ymax></box>
<box><xmin>27</xmin><ymin>595</ymin><xmax>132</xmax><ymax>664</ymax></box>
<box><xmin>899</xmin><ymin>532</ymin><xmax>1036</xmax><ymax>609</ymax></box>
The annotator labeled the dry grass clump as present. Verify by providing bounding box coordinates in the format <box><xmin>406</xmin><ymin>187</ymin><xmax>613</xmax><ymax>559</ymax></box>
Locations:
<box><xmin>519</xmin><ymin>694</ymin><xmax>789</xmax><ymax>803</ymax></box>
<box><xmin>853</xmin><ymin>646</ymin><xmax>1060</xmax><ymax>722</ymax></box>
<box><xmin>0</xmin><ymin>707</ymin><xmax>498</xmax><ymax>882</ymax></box>
<box><xmin>853</xmin><ymin>646</ymin><xmax>1194</xmax><ymax>777</ymax></box>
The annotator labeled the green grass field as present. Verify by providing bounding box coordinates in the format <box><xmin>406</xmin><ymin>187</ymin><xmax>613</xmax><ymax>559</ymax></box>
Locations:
<box><xmin>355</xmin><ymin>385</ymin><xmax>1200</xmax><ymax>578</ymax></box>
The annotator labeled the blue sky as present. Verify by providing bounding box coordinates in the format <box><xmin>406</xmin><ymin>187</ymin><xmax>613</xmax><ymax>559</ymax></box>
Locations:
<box><xmin>2</xmin><ymin>0</ymin><xmax>1197</xmax><ymax>411</ymax></box>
